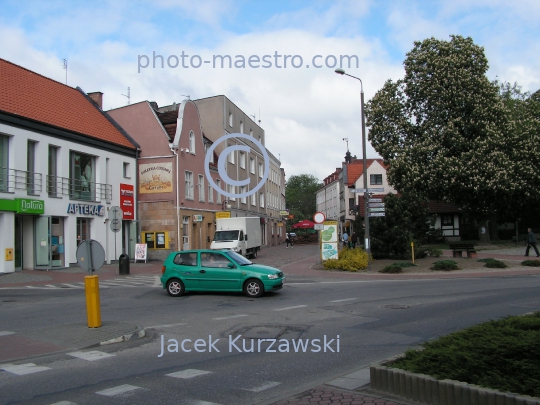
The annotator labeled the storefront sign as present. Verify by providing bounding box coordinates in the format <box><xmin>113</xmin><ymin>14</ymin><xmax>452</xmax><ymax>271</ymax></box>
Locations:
<box><xmin>216</xmin><ymin>211</ymin><xmax>231</xmax><ymax>219</ymax></box>
<box><xmin>193</xmin><ymin>215</ymin><xmax>203</xmax><ymax>222</ymax></box>
<box><xmin>67</xmin><ymin>204</ymin><xmax>105</xmax><ymax>216</ymax></box>
<box><xmin>14</xmin><ymin>199</ymin><xmax>45</xmax><ymax>214</ymax></box>
<box><xmin>120</xmin><ymin>183</ymin><xmax>135</xmax><ymax>220</ymax></box>
<box><xmin>321</xmin><ymin>220</ymin><xmax>339</xmax><ymax>261</ymax></box>
<box><xmin>139</xmin><ymin>162</ymin><xmax>173</xmax><ymax>194</ymax></box>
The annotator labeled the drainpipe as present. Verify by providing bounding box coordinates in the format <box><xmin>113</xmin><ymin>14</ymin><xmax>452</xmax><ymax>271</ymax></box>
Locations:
<box><xmin>171</xmin><ymin>147</ymin><xmax>182</xmax><ymax>251</ymax></box>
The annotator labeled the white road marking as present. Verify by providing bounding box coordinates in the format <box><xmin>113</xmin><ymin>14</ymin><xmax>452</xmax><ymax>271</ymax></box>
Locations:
<box><xmin>191</xmin><ymin>401</ymin><xmax>222</xmax><ymax>405</ymax></box>
<box><xmin>68</xmin><ymin>350</ymin><xmax>115</xmax><ymax>361</ymax></box>
<box><xmin>212</xmin><ymin>314</ymin><xmax>249</xmax><ymax>320</ymax></box>
<box><xmin>45</xmin><ymin>285</ymin><xmax>60</xmax><ymax>288</ymax></box>
<box><xmin>153</xmin><ymin>275</ymin><xmax>162</xmax><ymax>287</ymax></box>
<box><xmin>242</xmin><ymin>381</ymin><xmax>281</xmax><ymax>392</ymax></box>
<box><xmin>330</xmin><ymin>298</ymin><xmax>357</xmax><ymax>302</ymax></box>
<box><xmin>0</xmin><ymin>363</ymin><xmax>51</xmax><ymax>375</ymax></box>
<box><xmin>49</xmin><ymin>401</ymin><xmax>78</xmax><ymax>405</ymax></box>
<box><xmin>273</xmin><ymin>305</ymin><xmax>307</xmax><ymax>311</ymax></box>
<box><xmin>147</xmin><ymin>322</ymin><xmax>187</xmax><ymax>328</ymax></box>
<box><xmin>166</xmin><ymin>369</ymin><xmax>213</xmax><ymax>379</ymax></box>
<box><xmin>96</xmin><ymin>384</ymin><xmax>141</xmax><ymax>396</ymax></box>
<box><xmin>0</xmin><ymin>331</ymin><xmax>15</xmax><ymax>336</ymax></box>
<box><xmin>61</xmin><ymin>284</ymin><xmax>84</xmax><ymax>288</ymax></box>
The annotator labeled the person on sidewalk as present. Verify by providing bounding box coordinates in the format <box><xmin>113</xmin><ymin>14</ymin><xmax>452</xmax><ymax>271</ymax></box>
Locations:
<box><xmin>342</xmin><ymin>231</ymin><xmax>348</xmax><ymax>249</ymax></box>
<box><xmin>286</xmin><ymin>232</ymin><xmax>293</xmax><ymax>248</ymax></box>
<box><xmin>525</xmin><ymin>228</ymin><xmax>540</xmax><ymax>257</ymax></box>
<box><xmin>350</xmin><ymin>232</ymin><xmax>357</xmax><ymax>248</ymax></box>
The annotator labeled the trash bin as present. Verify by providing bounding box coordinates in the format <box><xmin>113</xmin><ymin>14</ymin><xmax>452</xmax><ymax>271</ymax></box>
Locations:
<box><xmin>119</xmin><ymin>253</ymin><xmax>130</xmax><ymax>275</ymax></box>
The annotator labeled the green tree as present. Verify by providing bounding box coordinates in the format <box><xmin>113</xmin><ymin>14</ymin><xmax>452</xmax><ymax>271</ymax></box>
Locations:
<box><xmin>369</xmin><ymin>192</ymin><xmax>439</xmax><ymax>258</ymax></box>
<box><xmin>285</xmin><ymin>174</ymin><xmax>322</xmax><ymax>225</ymax></box>
<box><xmin>365</xmin><ymin>35</ymin><xmax>515</xmax><ymax>244</ymax></box>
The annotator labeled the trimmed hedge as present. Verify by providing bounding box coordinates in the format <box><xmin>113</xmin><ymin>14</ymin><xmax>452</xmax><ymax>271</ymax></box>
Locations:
<box><xmin>323</xmin><ymin>247</ymin><xmax>369</xmax><ymax>271</ymax></box>
<box><xmin>431</xmin><ymin>260</ymin><xmax>459</xmax><ymax>271</ymax></box>
<box><xmin>379</xmin><ymin>265</ymin><xmax>403</xmax><ymax>274</ymax></box>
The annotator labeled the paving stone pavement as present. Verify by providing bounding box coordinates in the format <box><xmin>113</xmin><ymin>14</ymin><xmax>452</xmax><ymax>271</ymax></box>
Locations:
<box><xmin>269</xmin><ymin>386</ymin><xmax>404</xmax><ymax>405</ymax></box>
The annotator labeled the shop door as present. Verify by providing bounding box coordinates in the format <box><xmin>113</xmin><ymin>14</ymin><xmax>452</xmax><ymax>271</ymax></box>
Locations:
<box><xmin>77</xmin><ymin>218</ymin><xmax>91</xmax><ymax>246</ymax></box>
<box><xmin>35</xmin><ymin>216</ymin><xmax>51</xmax><ymax>268</ymax></box>
<box><xmin>14</xmin><ymin>215</ymin><xmax>22</xmax><ymax>271</ymax></box>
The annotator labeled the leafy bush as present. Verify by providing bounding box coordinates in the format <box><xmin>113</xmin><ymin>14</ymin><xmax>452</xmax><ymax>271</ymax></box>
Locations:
<box><xmin>379</xmin><ymin>265</ymin><xmax>403</xmax><ymax>273</ymax></box>
<box><xmin>393</xmin><ymin>261</ymin><xmax>417</xmax><ymax>268</ymax></box>
<box><xmin>427</xmin><ymin>247</ymin><xmax>443</xmax><ymax>257</ymax></box>
<box><xmin>431</xmin><ymin>260</ymin><xmax>459</xmax><ymax>271</ymax></box>
<box><xmin>477</xmin><ymin>258</ymin><xmax>494</xmax><ymax>262</ymax></box>
<box><xmin>390</xmin><ymin>312</ymin><xmax>540</xmax><ymax>397</ymax></box>
<box><xmin>323</xmin><ymin>248</ymin><xmax>369</xmax><ymax>271</ymax></box>
<box><xmin>522</xmin><ymin>259</ymin><xmax>540</xmax><ymax>267</ymax></box>
<box><xmin>484</xmin><ymin>259</ymin><xmax>507</xmax><ymax>268</ymax></box>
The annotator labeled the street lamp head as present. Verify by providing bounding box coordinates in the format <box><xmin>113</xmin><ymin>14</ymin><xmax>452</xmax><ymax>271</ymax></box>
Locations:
<box><xmin>335</xmin><ymin>68</ymin><xmax>345</xmax><ymax>75</ymax></box>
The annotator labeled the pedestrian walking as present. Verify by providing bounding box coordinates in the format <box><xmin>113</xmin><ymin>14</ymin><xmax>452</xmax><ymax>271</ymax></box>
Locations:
<box><xmin>342</xmin><ymin>231</ymin><xmax>348</xmax><ymax>249</ymax></box>
<box><xmin>525</xmin><ymin>228</ymin><xmax>540</xmax><ymax>257</ymax></box>
<box><xmin>351</xmin><ymin>232</ymin><xmax>357</xmax><ymax>248</ymax></box>
<box><xmin>286</xmin><ymin>232</ymin><xmax>293</xmax><ymax>248</ymax></box>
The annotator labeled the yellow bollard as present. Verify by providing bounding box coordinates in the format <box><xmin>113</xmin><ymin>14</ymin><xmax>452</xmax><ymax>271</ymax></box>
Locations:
<box><xmin>84</xmin><ymin>275</ymin><xmax>101</xmax><ymax>328</ymax></box>
<box><xmin>411</xmin><ymin>241</ymin><xmax>415</xmax><ymax>264</ymax></box>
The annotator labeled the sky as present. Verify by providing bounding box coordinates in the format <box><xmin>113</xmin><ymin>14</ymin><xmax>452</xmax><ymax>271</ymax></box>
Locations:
<box><xmin>1</xmin><ymin>0</ymin><xmax>539</xmax><ymax>182</ymax></box>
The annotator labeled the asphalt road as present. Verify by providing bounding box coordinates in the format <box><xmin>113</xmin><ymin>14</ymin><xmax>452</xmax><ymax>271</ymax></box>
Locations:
<box><xmin>1</xmin><ymin>273</ymin><xmax>539</xmax><ymax>405</ymax></box>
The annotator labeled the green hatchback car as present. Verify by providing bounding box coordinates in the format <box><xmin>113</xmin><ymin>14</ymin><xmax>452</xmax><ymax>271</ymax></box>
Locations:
<box><xmin>161</xmin><ymin>249</ymin><xmax>285</xmax><ymax>298</ymax></box>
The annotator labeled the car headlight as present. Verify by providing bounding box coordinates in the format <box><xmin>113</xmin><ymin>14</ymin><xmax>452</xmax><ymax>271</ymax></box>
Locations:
<box><xmin>268</xmin><ymin>274</ymin><xmax>279</xmax><ymax>279</ymax></box>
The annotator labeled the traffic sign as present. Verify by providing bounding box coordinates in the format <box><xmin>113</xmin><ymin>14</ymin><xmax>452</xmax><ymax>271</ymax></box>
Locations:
<box><xmin>110</xmin><ymin>219</ymin><xmax>121</xmax><ymax>233</ymax></box>
<box><xmin>368</xmin><ymin>198</ymin><xmax>383</xmax><ymax>203</ymax></box>
<box><xmin>313</xmin><ymin>212</ymin><xmax>326</xmax><ymax>224</ymax></box>
<box><xmin>369</xmin><ymin>207</ymin><xmax>385</xmax><ymax>212</ymax></box>
<box><xmin>351</xmin><ymin>188</ymin><xmax>366</xmax><ymax>193</ymax></box>
<box><xmin>368</xmin><ymin>212</ymin><xmax>386</xmax><ymax>217</ymax></box>
<box><xmin>76</xmin><ymin>239</ymin><xmax>105</xmax><ymax>272</ymax></box>
<box><xmin>367</xmin><ymin>188</ymin><xmax>384</xmax><ymax>192</ymax></box>
<box><xmin>368</xmin><ymin>203</ymin><xmax>385</xmax><ymax>208</ymax></box>
<box><xmin>108</xmin><ymin>206</ymin><xmax>123</xmax><ymax>220</ymax></box>
<box><xmin>314</xmin><ymin>224</ymin><xmax>324</xmax><ymax>230</ymax></box>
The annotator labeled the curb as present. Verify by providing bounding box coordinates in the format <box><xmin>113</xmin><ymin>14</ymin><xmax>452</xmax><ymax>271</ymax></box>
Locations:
<box><xmin>369</xmin><ymin>356</ymin><xmax>540</xmax><ymax>405</ymax></box>
<box><xmin>99</xmin><ymin>329</ymin><xmax>147</xmax><ymax>346</ymax></box>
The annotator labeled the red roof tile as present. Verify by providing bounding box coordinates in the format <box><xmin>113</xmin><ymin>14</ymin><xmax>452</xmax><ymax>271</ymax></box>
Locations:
<box><xmin>0</xmin><ymin>58</ymin><xmax>135</xmax><ymax>149</ymax></box>
<box><xmin>346</xmin><ymin>158</ymin><xmax>386</xmax><ymax>186</ymax></box>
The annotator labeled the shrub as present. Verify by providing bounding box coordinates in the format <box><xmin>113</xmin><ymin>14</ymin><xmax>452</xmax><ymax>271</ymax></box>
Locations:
<box><xmin>427</xmin><ymin>247</ymin><xmax>443</xmax><ymax>257</ymax></box>
<box><xmin>477</xmin><ymin>258</ymin><xmax>494</xmax><ymax>262</ymax></box>
<box><xmin>323</xmin><ymin>248</ymin><xmax>369</xmax><ymax>271</ymax></box>
<box><xmin>431</xmin><ymin>260</ymin><xmax>459</xmax><ymax>271</ymax></box>
<box><xmin>522</xmin><ymin>260</ymin><xmax>540</xmax><ymax>267</ymax></box>
<box><xmin>393</xmin><ymin>261</ymin><xmax>417</xmax><ymax>268</ymax></box>
<box><xmin>379</xmin><ymin>265</ymin><xmax>403</xmax><ymax>274</ymax></box>
<box><xmin>484</xmin><ymin>259</ymin><xmax>507</xmax><ymax>268</ymax></box>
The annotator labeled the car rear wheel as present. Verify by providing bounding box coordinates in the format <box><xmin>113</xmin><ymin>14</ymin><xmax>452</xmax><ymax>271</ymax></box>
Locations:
<box><xmin>244</xmin><ymin>279</ymin><xmax>264</xmax><ymax>298</ymax></box>
<box><xmin>166</xmin><ymin>278</ymin><xmax>185</xmax><ymax>297</ymax></box>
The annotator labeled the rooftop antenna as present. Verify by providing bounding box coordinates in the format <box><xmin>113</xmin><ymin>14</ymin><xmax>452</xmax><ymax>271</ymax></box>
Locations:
<box><xmin>250</xmin><ymin>114</ymin><xmax>256</xmax><ymax>122</ymax></box>
<box><xmin>121</xmin><ymin>87</ymin><xmax>130</xmax><ymax>105</ymax></box>
<box><xmin>343</xmin><ymin>137</ymin><xmax>349</xmax><ymax>151</ymax></box>
<box><xmin>258</xmin><ymin>108</ymin><xmax>261</xmax><ymax>126</ymax></box>
<box><xmin>62</xmin><ymin>59</ymin><xmax>68</xmax><ymax>85</ymax></box>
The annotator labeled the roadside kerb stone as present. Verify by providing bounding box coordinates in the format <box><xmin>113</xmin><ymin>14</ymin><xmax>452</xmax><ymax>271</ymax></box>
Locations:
<box><xmin>370</xmin><ymin>357</ymin><xmax>540</xmax><ymax>405</ymax></box>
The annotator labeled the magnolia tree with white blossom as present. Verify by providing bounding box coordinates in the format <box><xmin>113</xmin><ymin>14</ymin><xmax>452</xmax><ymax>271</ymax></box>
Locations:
<box><xmin>365</xmin><ymin>35</ymin><xmax>539</xmax><ymax>243</ymax></box>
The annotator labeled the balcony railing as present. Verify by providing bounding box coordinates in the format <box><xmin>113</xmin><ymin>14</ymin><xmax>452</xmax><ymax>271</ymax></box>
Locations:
<box><xmin>47</xmin><ymin>175</ymin><xmax>112</xmax><ymax>202</ymax></box>
<box><xmin>0</xmin><ymin>167</ymin><xmax>43</xmax><ymax>194</ymax></box>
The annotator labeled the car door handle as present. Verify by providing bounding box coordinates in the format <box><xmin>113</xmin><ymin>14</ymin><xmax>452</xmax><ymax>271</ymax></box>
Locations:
<box><xmin>199</xmin><ymin>270</ymin><xmax>206</xmax><ymax>273</ymax></box>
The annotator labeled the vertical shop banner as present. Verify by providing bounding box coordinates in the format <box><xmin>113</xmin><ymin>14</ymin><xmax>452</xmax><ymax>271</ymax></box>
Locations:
<box><xmin>120</xmin><ymin>183</ymin><xmax>135</xmax><ymax>220</ymax></box>
<box><xmin>139</xmin><ymin>162</ymin><xmax>173</xmax><ymax>194</ymax></box>
<box><xmin>320</xmin><ymin>220</ymin><xmax>338</xmax><ymax>261</ymax></box>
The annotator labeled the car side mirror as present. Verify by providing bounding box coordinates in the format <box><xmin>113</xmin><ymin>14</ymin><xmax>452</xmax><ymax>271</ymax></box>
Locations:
<box><xmin>227</xmin><ymin>263</ymin><xmax>235</xmax><ymax>269</ymax></box>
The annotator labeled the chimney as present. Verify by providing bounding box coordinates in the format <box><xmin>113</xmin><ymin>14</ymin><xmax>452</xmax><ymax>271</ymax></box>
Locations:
<box><xmin>88</xmin><ymin>92</ymin><xmax>103</xmax><ymax>110</ymax></box>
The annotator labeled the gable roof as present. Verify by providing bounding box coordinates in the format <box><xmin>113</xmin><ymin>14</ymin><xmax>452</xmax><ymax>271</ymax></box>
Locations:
<box><xmin>346</xmin><ymin>158</ymin><xmax>387</xmax><ymax>187</ymax></box>
<box><xmin>0</xmin><ymin>58</ymin><xmax>136</xmax><ymax>150</ymax></box>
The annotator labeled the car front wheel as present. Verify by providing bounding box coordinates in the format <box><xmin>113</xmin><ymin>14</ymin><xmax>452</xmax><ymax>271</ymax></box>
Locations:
<box><xmin>244</xmin><ymin>279</ymin><xmax>264</xmax><ymax>298</ymax></box>
<box><xmin>166</xmin><ymin>278</ymin><xmax>185</xmax><ymax>297</ymax></box>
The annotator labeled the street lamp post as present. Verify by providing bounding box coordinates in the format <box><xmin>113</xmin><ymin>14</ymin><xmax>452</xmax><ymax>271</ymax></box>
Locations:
<box><xmin>335</xmin><ymin>68</ymin><xmax>370</xmax><ymax>265</ymax></box>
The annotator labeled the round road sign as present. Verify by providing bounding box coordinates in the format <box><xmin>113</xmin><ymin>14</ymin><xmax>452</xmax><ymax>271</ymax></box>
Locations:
<box><xmin>76</xmin><ymin>239</ymin><xmax>106</xmax><ymax>272</ymax></box>
<box><xmin>313</xmin><ymin>212</ymin><xmax>326</xmax><ymax>224</ymax></box>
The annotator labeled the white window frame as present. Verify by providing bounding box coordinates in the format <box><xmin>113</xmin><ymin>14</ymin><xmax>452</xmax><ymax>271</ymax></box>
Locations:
<box><xmin>216</xmin><ymin>179</ymin><xmax>222</xmax><ymax>203</ymax></box>
<box><xmin>240</xmin><ymin>121</ymin><xmax>244</xmax><ymax>134</ymax></box>
<box><xmin>185</xmin><ymin>171</ymin><xmax>193</xmax><ymax>199</ymax></box>
<box><xmin>258</xmin><ymin>162</ymin><xmax>263</xmax><ymax>178</ymax></box>
<box><xmin>198</xmin><ymin>174</ymin><xmax>204</xmax><ymax>202</ymax></box>
<box><xmin>189</xmin><ymin>131</ymin><xmax>196</xmax><ymax>154</ymax></box>
<box><xmin>228</xmin><ymin>184</ymin><xmax>235</xmax><ymax>201</ymax></box>
<box><xmin>251</xmin><ymin>192</ymin><xmax>256</xmax><ymax>206</ymax></box>
<box><xmin>229</xmin><ymin>112</ymin><xmax>233</xmax><ymax>127</ymax></box>
<box><xmin>208</xmin><ymin>182</ymin><xmax>213</xmax><ymax>202</ymax></box>
<box><xmin>239</xmin><ymin>152</ymin><xmax>246</xmax><ymax>169</ymax></box>
<box><xmin>249</xmin><ymin>157</ymin><xmax>255</xmax><ymax>174</ymax></box>
<box><xmin>228</xmin><ymin>144</ymin><xmax>235</xmax><ymax>164</ymax></box>
<box><xmin>240</xmin><ymin>186</ymin><xmax>247</xmax><ymax>204</ymax></box>
<box><xmin>259</xmin><ymin>192</ymin><xmax>264</xmax><ymax>208</ymax></box>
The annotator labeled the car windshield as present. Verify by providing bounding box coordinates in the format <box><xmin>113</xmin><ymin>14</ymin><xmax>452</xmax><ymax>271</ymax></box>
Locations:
<box><xmin>213</xmin><ymin>230</ymin><xmax>239</xmax><ymax>241</ymax></box>
<box><xmin>224</xmin><ymin>250</ymin><xmax>252</xmax><ymax>266</ymax></box>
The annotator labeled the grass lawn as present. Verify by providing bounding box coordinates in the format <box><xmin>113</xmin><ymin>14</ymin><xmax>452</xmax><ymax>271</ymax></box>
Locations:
<box><xmin>390</xmin><ymin>312</ymin><xmax>540</xmax><ymax>397</ymax></box>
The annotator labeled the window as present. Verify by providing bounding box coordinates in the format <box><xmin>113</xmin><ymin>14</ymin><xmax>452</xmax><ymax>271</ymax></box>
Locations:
<box><xmin>228</xmin><ymin>184</ymin><xmax>235</xmax><ymax>200</ymax></box>
<box><xmin>258</xmin><ymin>163</ymin><xmax>263</xmax><ymax>178</ymax></box>
<box><xmin>0</xmin><ymin>135</ymin><xmax>9</xmax><ymax>192</ymax></box>
<box><xmin>27</xmin><ymin>140</ymin><xmax>37</xmax><ymax>194</ymax></box>
<box><xmin>259</xmin><ymin>192</ymin><xmax>264</xmax><ymax>208</ymax></box>
<box><xmin>206</xmin><ymin>143</ymin><xmax>214</xmax><ymax>164</ymax></box>
<box><xmin>189</xmin><ymin>131</ymin><xmax>195</xmax><ymax>154</ymax></box>
<box><xmin>240</xmin><ymin>121</ymin><xmax>244</xmax><ymax>134</ymax></box>
<box><xmin>250</xmin><ymin>129</ymin><xmax>253</xmax><ymax>137</ymax></box>
<box><xmin>144</xmin><ymin>231</ymin><xmax>169</xmax><ymax>249</ymax></box>
<box><xmin>250</xmin><ymin>158</ymin><xmax>255</xmax><ymax>174</ymax></box>
<box><xmin>239</xmin><ymin>152</ymin><xmax>246</xmax><ymax>169</ymax></box>
<box><xmin>173</xmin><ymin>252</ymin><xmax>197</xmax><ymax>266</ymax></box>
<box><xmin>216</xmin><ymin>179</ymin><xmax>222</xmax><ymax>203</ymax></box>
<box><xmin>208</xmin><ymin>183</ymin><xmax>213</xmax><ymax>202</ymax></box>
<box><xmin>370</xmin><ymin>174</ymin><xmax>383</xmax><ymax>185</ymax></box>
<box><xmin>229</xmin><ymin>112</ymin><xmax>233</xmax><ymax>127</ymax></box>
<box><xmin>123</xmin><ymin>162</ymin><xmax>130</xmax><ymax>178</ymax></box>
<box><xmin>228</xmin><ymin>144</ymin><xmax>235</xmax><ymax>164</ymax></box>
<box><xmin>442</xmin><ymin>214</ymin><xmax>453</xmax><ymax>226</ymax></box>
<box><xmin>251</xmin><ymin>192</ymin><xmax>256</xmax><ymax>206</ymax></box>
<box><xmin>198</xmin><ymin>174</ymin><xmax>205</xmax><ymax>201</ymax></box>
<box><xmin>240</xmin><ymin>186</ymin><xmax>247</xmax><ymax>204</ymax></box>
<box><xmin>48</xmin><ymin>145</ymin><xmax>58</xmax><ymax>197</ymax></box>
<box><xmin>70</xmin><ymin>151</ymin><xmax>95</xmax><ymax>201</ymax></box>
<box><xmin>185</xmin><ymin>171</ymin><xmax>193</xmax><ymax>199</ymax></box>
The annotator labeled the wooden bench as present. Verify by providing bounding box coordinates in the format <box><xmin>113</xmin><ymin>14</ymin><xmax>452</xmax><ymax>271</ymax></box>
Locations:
<box><xmin>449</xmin><ymin>243</ymin><xmax>476</xmax><ymax>258</ymax></box>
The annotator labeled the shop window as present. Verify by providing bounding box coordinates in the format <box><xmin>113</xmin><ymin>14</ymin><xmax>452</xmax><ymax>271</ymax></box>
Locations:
<box><xmin>142</xmin><ymin>231</ymin><xmax>169</xmax><ymax>249</ymax></box>
<box><xmin>70</xmin><ymin>151</ymin><xmax>95</xmax><ymax>201</ymax></box>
